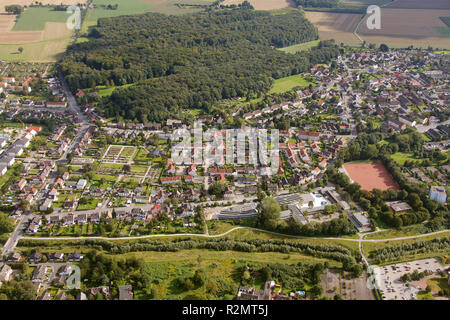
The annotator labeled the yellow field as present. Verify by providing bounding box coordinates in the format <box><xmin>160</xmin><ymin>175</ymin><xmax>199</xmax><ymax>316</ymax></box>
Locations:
<box><xmin>0</xmin><ymin>1</ymin><xmax>88</xmax><ymax>13</ymax></box>
<box><xmin>43</xmin><ymin>21</ymin><xmax>72</xmax><ymax>40</ymax></box>
<box><xmin>0</xmin><ymin>14</ymin><xmax>15</xmax><ymax>31</ymax></box>
<box><xmin>221</xmin><ymin>0</ymin><xmax>294</xmax><ymax>10</ymax></box>
<box><xmin>305</xmin><ymin>11</ymin><xmax>362</xmax><ymax>46</ymax></box>
<box><xmin>0</xmin><ymin>22</ymin><xmax>72</xmax><ymax>61</ymax></box>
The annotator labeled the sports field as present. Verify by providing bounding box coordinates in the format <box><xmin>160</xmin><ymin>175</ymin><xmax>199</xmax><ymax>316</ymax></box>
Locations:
<box><xmin>343</xmin><ymin>161</ymin><xmax>399</xmax><ymax>191</ymax></box>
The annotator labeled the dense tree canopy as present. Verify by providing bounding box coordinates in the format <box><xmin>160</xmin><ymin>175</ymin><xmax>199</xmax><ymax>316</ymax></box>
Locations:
<box><xmin>61</xmin><ymin>8</ymin><xmax>340</xmax><ymax>122</ymax></box>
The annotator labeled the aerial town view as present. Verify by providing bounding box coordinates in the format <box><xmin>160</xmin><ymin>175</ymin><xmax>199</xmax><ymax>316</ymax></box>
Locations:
<box><xmin>0</xmin><ymin>0</ymin><xmax>448</xmax><ymax>308</ymax></box>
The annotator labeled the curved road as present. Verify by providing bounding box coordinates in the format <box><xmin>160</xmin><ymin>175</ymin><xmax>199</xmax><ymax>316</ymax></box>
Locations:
<box><xmin>21</xmin><ymin>226</ymin><xmax>450</xmax><ymax>242</ymax></box>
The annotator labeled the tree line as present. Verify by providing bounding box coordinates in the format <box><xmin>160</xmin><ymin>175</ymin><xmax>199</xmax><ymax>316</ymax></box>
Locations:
<box><xmin>369</xmin><ymin>237</ymin><xmax>450</xmax><ymax>264</ymax></box>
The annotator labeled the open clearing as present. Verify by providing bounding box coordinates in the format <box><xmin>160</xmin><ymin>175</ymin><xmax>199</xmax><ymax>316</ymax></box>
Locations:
<box><xmin>304</xmin><ymin>11</ymin><xmax>362</xmax><ymax>46</ymax></box>
<box><xmin>269</xmin><ymin>74</ymin><xmax>314</xmax><ymax>93</ymax></box>
<box><xmin>221</xmin><ymin>0</ymin><xmax>294</xmax><ymax>10</ymax></box>
<box><xmin>343</xmin><ymin>160</ymin><xmax>399</xmax><ymax>191</ymax></box>
<box><xmin>358</xmin><ymin>8</ymin><xmax>450</xmax><ymax>49</ymax></box>
<box><xmin>279</xmin><ymin>39</ymin><xmax>320</xmax><ymax>53</ymax></box>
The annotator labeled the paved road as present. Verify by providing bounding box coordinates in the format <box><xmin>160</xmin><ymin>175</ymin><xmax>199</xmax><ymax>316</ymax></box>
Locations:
<box><xmin>57</xmin><ymin>72</ymin><xmax>90</xmax><ymax>163</ymax></box>
<box><xmin>21</xmin><ymin>226</ymin><xmax>450</xmax><ymax>242</ymax></box>
<box><xmin>1</xmin><ymin>215</ymin><xmax>32</xmax><ymax>257</ymax></box>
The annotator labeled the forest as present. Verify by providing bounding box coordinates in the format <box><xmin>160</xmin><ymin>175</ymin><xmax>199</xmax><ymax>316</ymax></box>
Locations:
<box><xmin>60</xmin><ymin>8</ymin><xmax>340</xmax><ymax>122</ymax></box>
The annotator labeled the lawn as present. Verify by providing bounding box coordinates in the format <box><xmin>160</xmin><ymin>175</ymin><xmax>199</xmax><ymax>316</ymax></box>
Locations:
<box><xmin>417</xmin><ymin>291</ymin><xmax>435</xmax><ymax>300</ymax></box>
<box><xmin>279</xmin><ymin>40</ymin><xmax>321</xmax><ymax>54</ymax></box>
<box><xmin>364</xmin><ymin>224</ymin><xmax>429</xmax><ymax>240</ymax></box>
<box><xmin>427</xmin><ymin>277</ymin><xmax>450</xmax><ymax>294</ymax></box>
<box><xmin>391</xmin><ymin>152</ymin><xmax>447</xmax><ymax>166</ymax></box>
<box><xmin>93</xmin><ymin>174</ymin><xmax>118</xmax><ymax>182</ymax></box>
<box><xmin>390</xmin><ymin>152</ymin><xmax>421</xmax><ymax>165</ymax></box>
<box><xmin>77</xmin><ymin>198</ymin><xmax>100</xmax><ymax>211</ymax></box>
<box><xmin>269</xmin><ymin>74</ymin><xmax>314</xmax><ymax>94</ymax></box>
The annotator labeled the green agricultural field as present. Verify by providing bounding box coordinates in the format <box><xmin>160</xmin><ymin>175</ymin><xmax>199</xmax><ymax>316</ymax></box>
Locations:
<box><xmin>0</xmin><ymin>39</ymin><xmax>70</xmax><ymax>62</ymax></box>
<box><xmin>81</xmin><ymin>0</ymin><xmax>215</xmax><ymax>34</ymax></box>
<box><xmin>434</xmin><ymin>27</ymin><xmax>450</xmax><ymax>37</ymax></box>
<box><xmin>269</xmin><ymin>74</ymin><xmax>314</xmax><ymax>94</ymax></box>
<box><xmin>279</xmin><ymin>40</ymin><xmax>320</xmax><ymax>54</ymax></box>
<box><xmin>13</xmin><ymin>8</ymin><xmax>69</xmax><ymax>31</ymax></box>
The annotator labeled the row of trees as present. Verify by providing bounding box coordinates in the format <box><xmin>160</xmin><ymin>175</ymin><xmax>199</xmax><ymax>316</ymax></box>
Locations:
<box><xmin>369</xmin><ymin>237</ymin><xmax>450</xmax><ymax>264</ymax></box>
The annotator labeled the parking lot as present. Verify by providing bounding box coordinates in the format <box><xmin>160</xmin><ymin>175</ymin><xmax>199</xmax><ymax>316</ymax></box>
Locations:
<box><xmin>373</xmin><ymin>258</ymin><xmax>445</xmax><ymax>300</ymax></box>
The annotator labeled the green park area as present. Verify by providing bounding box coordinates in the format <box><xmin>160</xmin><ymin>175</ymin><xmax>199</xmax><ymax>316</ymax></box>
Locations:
<box><xmin>390</xmin><ymin>151</ymin><xmax>447</xmax><ymax>166</ymax></box>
